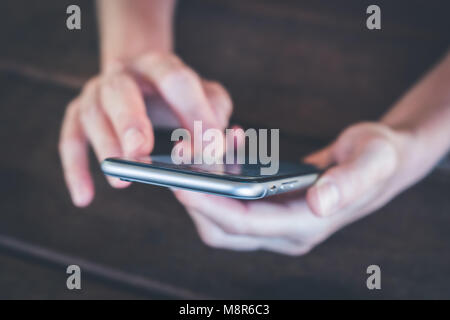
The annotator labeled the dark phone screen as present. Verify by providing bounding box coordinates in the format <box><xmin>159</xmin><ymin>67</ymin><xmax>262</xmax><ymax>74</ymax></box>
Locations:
<box><xmin>111</xmin><ymin>155</ymin><xmax>319</xmax><ymax>182</ymax></box>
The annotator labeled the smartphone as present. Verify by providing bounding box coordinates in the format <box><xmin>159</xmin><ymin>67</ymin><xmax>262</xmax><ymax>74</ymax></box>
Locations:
<box><xmin>101</xmin><ymin>155</ymin><xmax>320</xmax><ymax>199</ymax></box>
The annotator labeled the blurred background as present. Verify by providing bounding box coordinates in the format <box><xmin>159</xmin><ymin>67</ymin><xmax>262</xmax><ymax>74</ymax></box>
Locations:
<box><xmin>0</xmin><ymin>0</ymin><xmax>449</xmax><ymax>299</ymax></box>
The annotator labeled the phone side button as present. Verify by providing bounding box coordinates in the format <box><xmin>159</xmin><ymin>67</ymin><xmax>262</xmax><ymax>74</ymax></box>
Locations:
<box><xmin>268</xmin><ymin>185</ymin><xmax>278</xmax><ymax>194</ymax></box>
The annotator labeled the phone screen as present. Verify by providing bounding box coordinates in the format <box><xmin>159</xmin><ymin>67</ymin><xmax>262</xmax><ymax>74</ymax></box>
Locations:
<box><xmin>112</xmin><ymin>155</ymin><xmax>319</xmax><ymax>181</ymax></box>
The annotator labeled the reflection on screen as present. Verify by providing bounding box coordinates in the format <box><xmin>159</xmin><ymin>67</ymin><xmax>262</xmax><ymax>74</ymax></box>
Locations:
<box><xmin>129</xmin><ymin>155</ymin><xmax>316</xmax><ymax>178</ymax></box>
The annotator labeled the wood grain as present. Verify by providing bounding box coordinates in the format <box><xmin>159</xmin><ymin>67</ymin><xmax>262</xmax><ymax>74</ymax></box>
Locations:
<box><xmin>0</xmin><ymin>0</ymin><xmax>449</xmax><ymax>299</ymax></box>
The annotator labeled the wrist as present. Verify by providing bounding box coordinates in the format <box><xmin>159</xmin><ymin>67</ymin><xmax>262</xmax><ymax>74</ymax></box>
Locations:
<box><xmin>98</xmin><ymin>0</ymin><xmax>175</xmax><ymax>73</ymax></box>
<box><xmin>382</xmin><ymin>121</ymin><xmax>435</xmax><ymax>191</ymax></box>
<box><xmin>101</xmin><ymin>42</ymin><xmax>173</xmax><ymax>74</ymax></box>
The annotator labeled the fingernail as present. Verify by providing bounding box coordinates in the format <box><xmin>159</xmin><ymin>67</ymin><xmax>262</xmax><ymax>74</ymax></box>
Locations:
<box><xmin>124</xmin><ymin>128</ymin><xmax>145</xmax><ymax>156</ymax></box>
<box><xmin>315</xmin><ymin>177</ymin><xmax>340</xmax><ymax>216</ymax></box>
<box><xmin>72</xmin><ymin>187</ymin><xmax>91</xmax><ymax>207</ymax></box>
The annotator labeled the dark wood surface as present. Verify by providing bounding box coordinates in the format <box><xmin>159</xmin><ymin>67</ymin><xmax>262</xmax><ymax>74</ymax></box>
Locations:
<box><xmin>0</xmin><ymin>253</ymin><xmax>145</xmax><ymax>300</ymax></box>
<box><xmin>0</xmin><ymin>0</ymin><xmax>449</xmax><ymax>299</ymax></box>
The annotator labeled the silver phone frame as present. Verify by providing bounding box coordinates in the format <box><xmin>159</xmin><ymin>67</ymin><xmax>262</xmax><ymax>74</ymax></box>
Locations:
<box><xmin>101</xmin><ymin>158</ymin><xmax>319</xmax><ymax>199</ymax></box>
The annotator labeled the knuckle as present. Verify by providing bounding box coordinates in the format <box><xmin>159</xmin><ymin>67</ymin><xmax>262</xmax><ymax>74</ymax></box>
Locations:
<box><xmin>162</xmin><ymin>66</ymin><xmax>199</xmax><ymax>88</ymax></box>
<box><xmin>221</xmin><ymin>223</ymin><xmax>241</xmax><ymax>235</ymax></box>
<box><xmin>222</xmin><ymin>217</ymin><xmax>248</xmax><ymax>235</ymax></box>
<box><xmin>79</xmin><ymin>97</ymin><xmax>101</xmax><ymax>123</ymax></box>
<box><xmin>159</xmin><ymin>52</ymin><xmax>183</xmax><ymax>67</ymax></box>
<box><xmin>366</xmin><ymin>136</ymin><xmax>396</xmax><ymax>156</ymax></box>
<box><xmin>103</xmin><ymin>60</ymin><xmax>126</xmax><ymax>75</ymax></box>
<box><xmin>101</xmin><ymin>72</ymin><xmax>126</xmax><ymax>93</ymax></box>
<box><xmin>58</xmin><ymin>137</ymin><xmax>81</xmax><ymax>157</ymax></box>
<box><xmin>138</xmin><ymin>52</ymin><xmax>184</xmax><ymax>75</ymax></box>
<box><xmin>140</xmin><ymin>52</ymin><xmax>168</xmax><ymax>65</ymax></box>
<box><xmin>79</xmin><ymin>103</ymin><xmax>96</xmax><ymax>124</ymax></box>
<box><xmin>102</xmin><ymin>71</ymin><xmax>137</xmax><ymax>95</ymax></box>
<box><xmin>82</xmin><ymin>77</ymin><xmax>99</xmax><ymax>95</ymax></box>
<box><xmin>199</xmin><ymin>230</ymin><xmax>224</xmax><ymax>248</ymax></box>
<box><xmin>368</xmin><ymin>138</ymin><xmax>399</xmax><ymax>178</ymax></box>
<box><xmin>99</xmin><ymin>77</ymin><xmax>141</xmax><ymax>125</ymax></box>
<box><xmin>209</xmin><ymin>82</ymin><xmax>233</xmax><ymax>115</ymax></box>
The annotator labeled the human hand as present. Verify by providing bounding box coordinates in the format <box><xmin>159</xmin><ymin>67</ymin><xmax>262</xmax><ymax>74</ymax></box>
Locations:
<box><xmin>174</xmin><ymin>122</ymin><xmax>422</xmax><ymax>255</ymax></box>
<box><xmin>59</xmin><ymin>52</ymin><xmax>232</xmax><ymax>207</ymax></box>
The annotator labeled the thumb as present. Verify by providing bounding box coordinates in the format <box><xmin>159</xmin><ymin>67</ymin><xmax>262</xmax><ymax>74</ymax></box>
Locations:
<box><xmin>306</xmin><ymin>139</ymin><xmax>398</xmax><ymax>217</ymax></box>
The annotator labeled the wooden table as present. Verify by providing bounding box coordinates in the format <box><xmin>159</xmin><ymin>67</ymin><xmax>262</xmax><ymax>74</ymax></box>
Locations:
<box><xmin>0</xmin><ymin>0</ymin><xmax>449</xmax><ymax>299</ymax></box>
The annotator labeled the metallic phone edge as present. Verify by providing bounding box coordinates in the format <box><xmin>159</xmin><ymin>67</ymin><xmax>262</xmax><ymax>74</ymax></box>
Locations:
<box><xmin>101</xmin><ymin>158</ymin><xmax>318</xmax><ymax>199</ymax></box>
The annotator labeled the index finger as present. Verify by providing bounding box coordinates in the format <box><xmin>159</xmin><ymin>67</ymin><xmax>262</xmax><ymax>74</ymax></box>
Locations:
<box><xmin>132</xmin><ymin>53</ymin><xmax>220</xmax><ymax>132</ymax></box>
<box><xmin>59</xmin><ymin>100</ymin><xmax>94</xmax><ymax>207</ymax></box>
